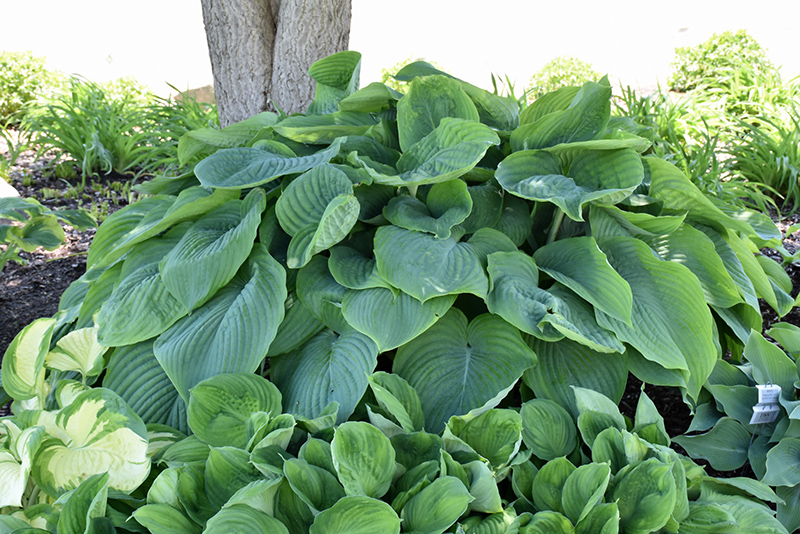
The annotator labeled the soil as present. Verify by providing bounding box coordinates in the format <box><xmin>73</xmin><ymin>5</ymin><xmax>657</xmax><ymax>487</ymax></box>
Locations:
<box><xmin>2</xmin><ymin>133</ymin><xmax>800</xmax><ymax>476</ymax></box>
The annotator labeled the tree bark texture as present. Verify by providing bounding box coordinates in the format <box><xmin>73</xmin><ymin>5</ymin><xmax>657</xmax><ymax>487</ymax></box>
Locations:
<box><xmin>201</xmin><ymin>0</ymin><xmax>352</xmax><ymax>126</ymax></box>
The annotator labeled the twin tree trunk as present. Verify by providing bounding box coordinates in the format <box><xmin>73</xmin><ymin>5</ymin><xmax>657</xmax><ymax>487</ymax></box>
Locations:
<box><xmin>200</xmin><ymin>0</ymin><xmax>352</xmax><ymax>127</ymax></box>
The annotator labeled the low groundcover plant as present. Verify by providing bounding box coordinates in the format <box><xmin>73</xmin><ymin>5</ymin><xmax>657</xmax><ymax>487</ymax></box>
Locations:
<box><xmin>0</xmin><ymin>51</ymin><xmax>796</xmax><ymax>532</ymax></box>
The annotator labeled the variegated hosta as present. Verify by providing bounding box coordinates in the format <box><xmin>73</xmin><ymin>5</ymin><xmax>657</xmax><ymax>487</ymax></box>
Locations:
<box><xmin>0</xmin><ymin>50</ymin><xmax>795</xmax><ymax>530</ymax></box>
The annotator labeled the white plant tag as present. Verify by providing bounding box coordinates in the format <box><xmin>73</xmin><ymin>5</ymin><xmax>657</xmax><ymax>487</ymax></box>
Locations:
<box><xmin>750</xmin><ymin>384</ymin><xmax>781</xmax><ymax>425</ymax></box>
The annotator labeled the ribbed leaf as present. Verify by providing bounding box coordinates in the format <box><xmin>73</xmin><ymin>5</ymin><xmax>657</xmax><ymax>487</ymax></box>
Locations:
<box><xmin>342</xmin><ymin>288</ymin><xmax>456</xmax><ymax>352</ymax></box>
<box><xmin>307</xmin><ymin>50</ymin><xmax>362</xmax><ymax>115</ymax></box>
<box><xmin>154</xmin><ymin>245</ymin><xmax>287</xmax><ymax>401</ymax></box>
<box><xmin>309</xmin><ymin>496</ymin><xmax>400</xmax><ymax>534</ymax></box>
<box><xmin>331</xmin><ymin>422</ymin><xmax>395</xmax><ymax>498</ymax></box>
<box><xmin>383</xmin><ymin>179</ymin><xmax>472</xmax><ymax>239</ymax></box>
<box><xmin>178</xmin><ymin>111</ymin><xmax>278</xmax><ymax>165</ymax></box>
<box><xmin>374</xmin><ymin>225</ymin><xmax>488</xmax><ymax>302</ymax></box>
<box><xmin>400</xmin><ymin>477</ymin><xmax>474</xmax><ymax>534</ymax></box>
<box><xmin>283</xmin><ymin>458</ymin><xmax>345</xmax><ymax>514</ymax></box>
<box><xmin>393</xmin><ymin>309</ymin><xmax>536</xmax><ymax>433</ymax></box>
<box><xmin>596</xmin><ymin>236</ymin><xmax>717</xmax><ymax>402</ymax></box>
<box><xmin>672</xmin><ymin>418</ymin><xmax>750</xmax><ymax>472</ymax></box>
<box><xmin>328</xmin><ymin>246</ymin><xmax>393</xmax><ymax>291</ymax></box>
<box><xmin>338</xmin><ymin>82</ymin><xmax>402</xmax><ymax>113</ymax></box>
<box><xmin>520</xmin><ymin>399</ymin><xmax>577</xmax><ymax>461</ymax></box>
<box><xmin>205</xmin><ymin>504</ymin><xmax>289</xmax><ymax>534</ymax></box>
<box><xmin>195</xmin><ymin>138</ymin><xmax>343</xmax><ymax>189</ymax></box>
<box><xmin>160</xmin><ymin>189</ymin><xmax>265</xmax><ymax>311</ymax></box>
<box><xmin>273</xmin><ymin>112</ymin><xmax>377</xmax><ymax>143</ymax></box>
<box><xmin>9</xmin><ymin>215</ymin><xmax>64</xmax><ymax>252</ymax></box>
<box><xmin>296</xmin><ymin>255</ymin><xmax>349</xmax><ymax>332</ymax></box>
<box><xmin>270</xmin><ymin>328</ymin><xmax>378</xmax><ymax>424</ymax></box>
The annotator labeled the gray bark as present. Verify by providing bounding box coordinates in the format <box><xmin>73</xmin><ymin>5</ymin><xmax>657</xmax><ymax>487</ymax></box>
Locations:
<box><xmin>201</xmin><ymin>0</ymin><xmax>352</xmax><ymax>126</ymax></box>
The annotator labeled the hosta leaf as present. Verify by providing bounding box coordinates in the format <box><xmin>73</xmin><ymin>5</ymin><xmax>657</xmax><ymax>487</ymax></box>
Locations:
<box><xmin>383</xmin><ymin>180</ymin><xmax>472</xmax><ymax>239</ymax></box>
<box><xmin>195</xmin><ymin>137</ymin><xmax>343</xmax><ymax>189</ymax></box>
<box><xmin>283</xmin><ymin>458</ymin><xmax>346</xmax><ymax>514</ymax></box>
<box><xmin>32</xmin><ymin>388</ymin><xmax>149</xmax><ymax>498</ymax></box>
<box><xmin>574</xmin><ymin>502</ymin><xmax>620</xmax><ymax>534</ymax></box>
<box><xmin>368</xmin><ymin>372</ymin><xmax>425</xmax><ymax>433</ymax></box>
<box><xmin>296</xmin><ymin>254</ymin><xmax>349</xmax><ymax>332</ymax></box>
<box><xmin>160</xmin><ymin>189</ymin><xmax>265</xmax><ymax>311</ymax></box>
<box><xmin>204</xmin><ymin>446</ymin><xmax>264</xmax><ymax>510</ymax></box>
<box><xmin>267</xmin><ymin>292</ymin><xmax>325</xmax><ymax>357</ymax></box>
<box><xmin>495</xmin><ymin>148</ymin><xmax>644</xmax><ymax>221</ymax></box>
<box><xmin>458</xmin><ymin>180</ymin><xmax>504</xmax><ymax>234</ymax></box>
<box><xmin>9</xmin><ymin>215</ymin><xmax>65</xmax><ymax>252</ymax></box>
<box><xmin>447</xmin><ymin>409</ymin><xmax>523</xmax><ymax>468</ymax></box>
<box><xmin>328</xmin><ymin>246</ymin><xmax>392</xmax><ymax>291</ymax></box>
<box><xmin>520</xmin><ymin>399</ymin><xmax>577</xmax><ymax>461</ymax></box>
<box><xmin>614</xmin><ymin>458</ymin><xmax>676</xmax><ymax>534</ymax></box>
<box><xmin>397</xmin><ymin>75</ymin><xmax>479</xmax><ymax>151</ymax></box>
<box><xmin>276</xmin><ymin>165</ymin><xmax>360</xmax><ymax>268</ymax></box>
<box><xmin>273</xmin><ymin>112</ymin><xmax>377</xmax><ymax>143</ymax></box>
<box><xmin>103</xmin><ymin>341</ymin><xmax>186</xmax><ymax>432</ymax></box>
<box><xmin>97</xmin><ymin>233</ymin><xmax>188</xmax><ymax>347</ymax></box>
<box><xmin>342</xmin><ymin>288</ymin><xmax>456</xmax><ymax>352</ymax></box>
<box><xmin>56</xmin><ymin>472</ymin><xmax>109</xmax><ymax>534</ymax></box>
<box><xmin>672</xmin><ymin>418</ymin><xmax>751</xmax><ymax>472</ymax></box>
<box><xmin>271</xmin><ymin>328</ymin><xmax>378</xmax><ymax>424</ymax></box>
<box><xmin>338</xmin><ymin>82</ymin><xmax>402</xmax><ymax>113</ymax></box>
<box><xmin>352</xmin><ymin>117</ymin><xmax>499</xmax><ymax>187</ymax></box>
<box><xmin>763</xmin><ymin>437</ymin><xmax>800</xmax><ymax>487</ymax></box>
<box><xmin>400</xmin><ymin>476</ymin><xmax>474</xmax><ymax>534</ymax></box>
<box><xmin>562</xmin><ymin>462</ymin><xmax>611</xmax><ymax>524</ymax></box>
<box><xmin>177</xmin><ymin>111</ymin><xmax>278</xmax><ymax>165</ymax></box>
<box><xmin>744</xmin><ymin>329</ymin><xmax>797</xmax><ymax>396</ymax></box>
<box><xmin>186</xmin><ymin>373</ymin><xmax>282</xmax><ymax>449</ymax></box>
<box><xmin>596</xmin><ymin>236</ymin><xmax>717</xmax><ymax>402</ymax></box>
<box><xmin>511</xmin><ymin>79</ymin><xmax>611</xmax><ymax>151</ymax></box>
<box><xmin>154</xmin><ymin>244</ymin><xmax>286</xmax><ymax>401</ymax></box>
<box><xmin>132</xmin><ymin>503</ymin><xmax>201</xmax><ymax>534</ymax></box>
<box><xmin>573</xmin><ymin>387</ymin><xmax>626</xmax><ymax>445</ymax></box>
<box><xmin>523</xmin><ymin>511</ymin><xmax>575</xmax><ymax>534</ymax></box>
<box><xmin>374</xmin><ymin>225</ymin><xmax>488</xmax><ymax>302</ymax></box>
<box><xmin>331</xmin><ymin>422</ymin><xmax>395</xmax><ymax>498</ymax></box>
<box><xmin>393</xmin><ymin>309</ymin><xmax>536</xmax><ymax>433</ymax></box>
<box><xmin>45</xmin><ymin>326</ymin><xmax>107</xmax><ymax>377</ymax></box>
<box><xmin>2</xmin><ymin>317</ymin><xmax>55</xmax><ymax>400</ymax></box>
<box><xmin>309</xmin><ymin>496</ymin><xmax>400</xmax><ymax>534</ymax></box>
<box><xmin>533</xmin><ymin>236</ymin><xmax>632</xmax><ymax>324</ymax></box>
<box><xmin>205</xmin><ymin>504</ymin><xmax>289</xmax><ymax>534</ymax></box>
<box><xmin>532</xmin><ymin>456</ymin><xmax>575</xmax><ymax>514</ymax></box>
<box><xmin>307</xmin><ymin>50</ymin><xmax>362</xmax><ymax>115</ymax></box>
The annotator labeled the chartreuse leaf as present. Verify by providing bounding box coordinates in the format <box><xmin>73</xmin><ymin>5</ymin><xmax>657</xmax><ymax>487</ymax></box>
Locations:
<box><xmin>206</xmin><ymin>504</ymin><xmax>289</xmax><ymax>534</ymax></box>
<box><xmin>523</xmin><ymin>338</ymin><xmax>628</xmax><ymax>416</ymax></box>
<box><xmin>205</xmin><ymin>446</ymin><xmax>264</xmax><ymax>509</ymax></box>
<box><xmin>133</xmin><ymin>503</ymin><xmax>201</xmax><ymax>534</ymax></box>
<box><xmin>56</xmin><ymin>472</ymin><xmax>109</xmax><ymax>534</ymax></box>
<box><xmin>186</xmin><ymin>373</ymin><xmax>282</xmax><ymax>449</ymax></box>
<box><xmin>331</xmin><ymin>422</ymin><xmax>395</xmax><ymax>498</ymax></box>
<box><xmin>496</xmin><ymin>147</ymin><xmax>643</xmax><ymax>221</ymax></box>
<box><xmin>97</xmin><ymin>232</ymin><xmax>188</xmax><ymax>346</ymax></box>
<box><xmin>195</xmin><ymin>137</ymin><xmax>344</xmax><ymax>189</ymax></box>
<box><xmin>672</xmin><ymin>418</ymin><xmax>750</xmax><ymax>472</ymax></box>
<box><xmin>178</xmin><ymin>111</ymin><xmax>277</xmax><ymax>164</ymax></box>
<box><xmin>708</xmin><ymin>494</ymin><xmax>791</xmax><ymax>534</ymax></box>
<box><xmin>596</xmin><ymin>236</ymin><xmax>717</xmax><ymax>402</ymax></box>
<box><xmin>273</xmin><ymin>478</ymin><xmax>315</xmax><ymax>533</ymax></box>
<box><xmin>154</xmin><ymin>244</ymin><xmax>287</xmax><ymax>401</ymax></box>
<box><xmin>352</xmin><ymin>117</ymin><xmax>499</xmax><ymax>187</ymax></box>
<box><xmin>679</xmin><ymin>502</ymin><xmax>737</xmax><ymax>534</ymax></box>
<box><xmin>270</xmin><ymin>328</ymin><xmax>378</xmax><ymax>424</ymax></box>
<box><xmin>283</xmin><ymin>458</ymin><xmax>345</xmax><ymax>514</ymax></box>
<box><xmin>633</xmin><ymin>389</ymin><xmax>670</xmax><ymax>446</ymax></box>
<box><xmin>2</xmin><ymin>317</ymin><xmax>55</xmax><ymax>400</ymax></box>
<box><xmin>511</xmin><ymin>78</ymin><xmax>611</xmax><ymax>151</ymax></box>
<box><xmin>342</xmin><ymin>288</ymin><xmax>456</xmax><ymax>352</ymax></box>
<box><xmin>523</xmin><ymin>511</ymin><xmax>575</xmax><ymax>533</ymax></box>
<box><xmin>103</xmin><ymin>341</ymin><xmax>186</xmax><ymax>431</ymax></box>
<box><xmin>391</xmin><ymin>433</ymin><xmax>444</xmax><ymax>470</ymax></box>
<box><xmin>374</xmin><ymin>225</ymin><xmax>488</xmax><ymax>302</ymax></box>
<box><xmin>44</xmin><ymin>326</ymin><xmax>106</xmax><ymax>378</ymax></box>
<box><xmin>309</xmin><ymin>496</ymin><xmax>400</xmax><ymax>534</ymax></box>
<box><xmin>273</xmin><ymin>112</ymin><xmax>379</xmax><ymax>144</ymax></box>
<box><xmin>307</xmin><ymin>50</ymin><xmax>362</xmax><ymax>115</ymax></box>
<box><xmin>397</xmin><ymin>75</ymin><xmax>479</xmax><ymax>151</ymax></box>
<box><xmin>160</xmin><ymin>189</ymin><xmax>265</xmax><ymax>311</ymax></box>
<box><xmin>520</xmin><ymin>399</ymin><xmax>577</xmax><ymax>461</ymax></box>
<box><xmin>533</xmin><ymin>236</ymin><xmax>632</xmax><ymax>324</ymax></box>
<box><xmin>394</xmin><ymin>309</ymin><xmax>536</xmax><ymax>433</ymax></box>
<box><xmin>562</xmin><ymin>462</ymin><xmax>611</xmax><ymax>525</ymax></box>
<box><xmin>338</xmin><ymin>82</ymin><xmax>402</xmax><ymax>112</ymax></box>
<box><xmin>401</xmin><ymin>476</ymin><xmax>474</xmax><ymax>534</ymax></box>
<box><xmin>32</xmin><ymin>388</ymin><xmax>149</xmax><ymax>498</ymax></box>
<box><xmin>573</xmin><ymin>387</ymin><xmax>626</xmax><ymax>446</ymax></box>
<box><xmin>368</xmin><ymin>372</ymin><xmax>425</xmax><ymax>433</ymax></box>
<box><xmin>276</xmin><ymin>165</ymin><xmax>360</xmax><ymax>269</ymax></box>
<box><xmin>532</xmin><ymin>457</ymin><xmax>576</xmax><ymax>514</ymax></box>
<box><xmin>574</xmin><ymin>502</ymin><xmax>620</xmax><ymax>534</ymax></box>
<box><xmin>614</xmin><ymin>459</ymin><xmax>677</xmax><ymax>534</ymax></box>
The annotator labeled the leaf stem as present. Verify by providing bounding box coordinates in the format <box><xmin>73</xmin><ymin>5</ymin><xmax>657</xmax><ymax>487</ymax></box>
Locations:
<box><xmin>406</xmin><ymin>184</ymin><xmax>418</xmax><ymax>198</ymax></box>
<box><xmin>547</xmin><ymin>208</ymin><xmax>565</xmax><ymax>244</ymax></box>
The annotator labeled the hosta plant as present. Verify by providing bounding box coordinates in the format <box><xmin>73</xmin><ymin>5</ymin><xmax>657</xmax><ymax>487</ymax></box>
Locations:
<box><xmin>0</xmin><ymin>50</ymin><xmax>796</xmax><ymax>532</ymax></box>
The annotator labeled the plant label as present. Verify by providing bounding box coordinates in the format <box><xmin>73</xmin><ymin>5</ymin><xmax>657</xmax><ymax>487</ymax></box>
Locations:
<box><xmin>750</xmin><ymin>404</ymin><xmax>780</xmax><ymax>425</ymax></box>
<box><xmin>756</xmin><ymin>384</ymin><xmax>781</xmax><ymax>404</ymax></box>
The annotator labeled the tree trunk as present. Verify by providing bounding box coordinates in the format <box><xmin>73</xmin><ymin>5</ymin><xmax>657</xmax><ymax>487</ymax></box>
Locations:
<box><xmin>201</xmin><ymin>0</ymin><xmax>352</xmax><ymax>127</ymax></box>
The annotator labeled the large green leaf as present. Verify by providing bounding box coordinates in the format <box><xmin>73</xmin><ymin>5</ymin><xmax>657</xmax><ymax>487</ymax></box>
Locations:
<box><xmin>351</xmin><ymin>117</ymin><xmax>499</xmax><ymax>187</ymax></box>
<box><xmin>532</xmin><ymin>456</ymin><xmax>575</xmax><ymax>514</ymax></box>
<box><xmin>331</xmin><ymin>422</ymin><xmax>395</xmax><ymax>498</ymax></box>
<box><xmin>396</xmin><ymin>75</ymin><xmax>479</xmax><ymax>151</ymax></box>
<box><xmin>307</xmin><ymin>50</ymin><xmax>362</xmax><ymax>115</ymax></box>
<box><xmin>763</xmin><ymin>437</ymin><xmax>800</xmax><ymax>487</ymax></box>
<box><xmin>338</xmin><ymin>82</ymin><xmax>402</xmax><ymax>113</ymax></box>
<box><xmin>309</xmin><ymin>496</ymin><xmax>400</xmax><ymax>534</ymax></box>
<box><xmin>533</xmin><ymin>236</ymin><xmax>632</xmax><ymax>324</ymax></box>
<box><xmin>614</xmin><ymin>459</ymin><xmax>676</xmax><ymax>534</ymax></box>
<box><xmin>595</xmin><ymin>236</ymin><xmax>717</xmax><ymax>402</ymax></box>
<box><xmin>160</xmin><ymin>189</ymin><xmax>265</xmax><ymax>311</ymax></box>
<box><xmin>31</xmin><ymin>388</ymin><xmax>149</xmax><ymax>498</ymax></box>
<box><xmin>205</xmin><ymin>446</ymin><xmax>264</xmax><ymax>509</ymax></box>
<box><xmin>56</xmin><ymin>472</ymin><xmax>109</xmax><ymax>534</ymax></box>
<box><xmin>496</xmin><ymin>148</ymin><xmax>643</xmax><ymax>221</ymax></box>
<box><xmin>341</xmin><ymin>288</ymin><xmax>456</xmax><ymax>352</ymax></box>
<box><xmin>283</xmin><ymin>458</ymin><xmax>346</xmax><ymax>514</ymax></box>
<box><xmin>132</xmin><ymin>503</ymin><xmax>201</xmax><ymax>534</ymax></box>
<box><xmin>672</xmin><ymin>418</ymin><xmax>751</xmax><ymax>472</ymax></box>
<box><xmin>154</xmin><ymin>245</ymin><xmax>286</xmax><ymax>401</ymax></box>
<box><xmin>296</xmin><ymin>254</ymin><xmax>349</xmax><ymax>332</ymax></box>
<box><xmin>743</xmin><ymin>330</ymin><xmax>797</xmax><ymax>398</ymax></box>
<box><xmin>446</xmin><ymin>409</ymin><xmax>523</xmax><ymax>468</ymax></box>
<box><xmin>275</xmin><ymin>165</ymin><xmax>360</xmax><ymax>268</ymax></box>
<box><xmin>400</xmin><ymin>476</ymin><xmax>474</xmax><ymax>534</ymax></box>
<box><xmin>393</xmin><ymin>309</ymin><xmax>536</xmax><ymax>433</ymax></box>
<box><xmin>178</xmin><ymin>111</ymin><xmax>278</xmax><ymax>165</ymax></box>
<box><xmin>205</xmin><ymin>504</ymin><xmax>289</xmax><ymax>534</ymax></box>
<box><xmin>520</xmin><ymin>399</ymin><xmax>577</xmax><ymax>461</ymax></box>
<box><xmin>273</xmin><ymin>112</ymin><xmax>378</xmax><ymax>143</ymax></box>
<box><xmin>270</xmin><ymin>328</ymin><xmax>378</xmax><ymax>424</ymax></box>
<box><xmin>194</xmin><ymin>137</ymin><xmax>343</xmax><ymax>189</ymax></box>
<box><xmin>374</xmin><ymin>225</ymin><xmax>488</xmax><ymax>302</ymax></box>
<box><xmin>8</xmin><ymin>215</ymin><xmax>64</xmax><ymax>252</ymax></box>
<box><xmin>383</xmin><ymin>180</ymin><xmax>472</xmax><ymax>239</ymax></box>
<box><xmin>562</xmin><ymin>463</ymin><xmax>611</xmax><ymax>525</ymax></box>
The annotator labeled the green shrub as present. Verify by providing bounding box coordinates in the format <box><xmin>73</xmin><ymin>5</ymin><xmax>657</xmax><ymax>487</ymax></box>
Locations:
<box><xmin>0</xmin><ymin>50</ymin><xmax>795</xmax><ymax>532</ymax></box>
<box><xmin>669</xmin><ymin>29</ymin><xmax>775</xmax><ymax>93</ymax></box>
<box><xmin>0</xmin><ymin>51</ymin><xmax>61</xmax><ymax>126</ymax></box>
<box><xmin>527</xmin><ymin>56</ymin><xmax>601</xmax><ymax>102</ymax></box>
